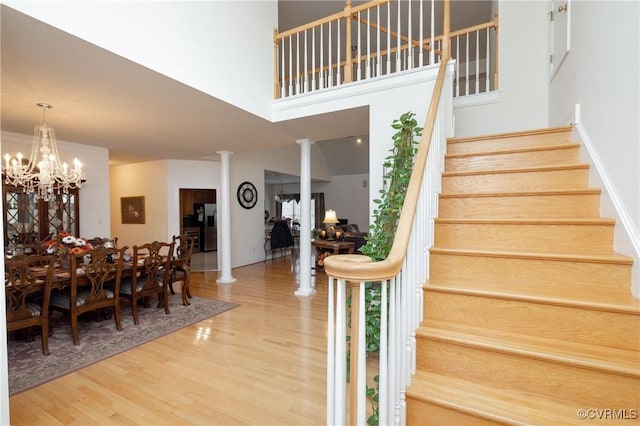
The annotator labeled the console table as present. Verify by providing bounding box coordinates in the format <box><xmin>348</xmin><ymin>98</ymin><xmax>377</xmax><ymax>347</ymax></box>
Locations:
<box><xmin>312</xmin><ymin>240</ymin><xmax>355</xmax><ymax>270</ymax></box>
<box><xmin>312</xmin><ymin>239</ymin><xmax>355</xmax><ymax>255</ymax></box>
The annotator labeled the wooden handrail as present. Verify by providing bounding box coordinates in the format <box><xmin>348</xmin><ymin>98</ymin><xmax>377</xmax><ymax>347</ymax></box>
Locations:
<box><xmin>274</xmin><ymin>16</ymin><xmax>495</xmax><ymax>86</ymax></box>
<box><xmin>324</xmin><ymin>0</ymin><xmax>451</xmax><ymax>282</ymax></box>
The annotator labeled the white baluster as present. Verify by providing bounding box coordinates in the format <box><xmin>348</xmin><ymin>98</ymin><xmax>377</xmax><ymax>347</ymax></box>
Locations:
<box><xmin>335</xmin><ymin>278</ymin><xmax>347</xmax><ymax>425</ymax></box>
<box><xmin>419</xmin><ymin>0</ymin><xmax>424</xmax><ymax>67</ymax></box>
<box><xmin>378</xmin><ymin>279</ymin><xmax>389</xmax><ymax>426</ymax></box>
<box><xmin>486</xmin><ymin>28</ymin><xmax>491</xmax><ymax>92</ymax></box>
<box><xmin>312</xmin><ymin>27</ymin><xmax>316</xmax><ymax>91</ymax></box>
<box><xmin>465</xmin><ymin>32</ymin><xmax>470</xmax><ymax>95</ymax></box>
<box><xmin>455</xmin><ymin>35</ymin><xmax>460</xmax><ymax>97</ymax></box>
<box><xmin>430</xmin><ymin>0</ymin><xmax>435</xmax><ymax>64</ymax></box>
<box><xmin>320</xmin><ymin>24</ymin><xmax>325</xmax><ymax>90</ymax></box>
<box><xmin>296</xmin><ymin>33</ymin><xmax>300</xmax><ymax>95</ymax></box>
<box><xmin>407</xmin><ymin>0</ymin><xmax>412</xmax><ymax>69</ymax></box>
<box><xmin>288</xmin><ymin>35</ymin><xmax>293</xmax><ymax>96</ymax></box>
<box><xmin>328</xmin><ymin>21</ymin><xmax>333</xmax><ymax>87</ymax></box>
<box><xmin>337</xmin><ymin>18</ymin><xmax>341</xmax><ymax>86</ymax></box>
<box><xmin>476</xmin><ymin>29</ymin><xmax>480</xmax><ymax>94</ymax></box>
<box><xmin>326</xmin><ymin>276</ymin><xmax>335</xmax><ymax>424</ymax></box>
<box><xmin>376</xmin><ymin>5</ymin><xmax>381</xmax><ymax>77</ymax></box>
<box><xmin>396</xmin><ymin>0</ymin><xmax>401</xmax><ymax>72</ymax></box>
<box><xmin>386</xmin><ymin>2</ymin><xmax>391</xmax><ymax>75</ymax></box>
<box><xmin>365</xmin><ymin>8</ymin><xmax>370</xmax><ymax>79</ymax></box>
<box><xmin>357</xmin><ymin>11</ymin><xmax>362</xmax><ymax>81</ymax></box>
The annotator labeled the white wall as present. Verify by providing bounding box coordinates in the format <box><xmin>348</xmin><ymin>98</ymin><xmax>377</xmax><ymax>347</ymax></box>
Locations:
<box><xmin>231</xmin><ymin>142</ymin><xmax>332</xmax><ymax>267</ymax></box>
<box><xmin>312</xmin><ymin>174</ymin><xmax>370</xmax><ymax>229</ymax></box>
<box><xmin>109</xmin><ymin>159</ymin><xmax>220</xmax><ymax>252</ymax></box>
<box><xmin>548</xmin><ymin>1</ymin><xmax>639</xmax><ymax>242</ymax></box>
<box><xmin>6</xmin><ymin>1</ymin><xmax>278</xmax><ymax>120</ymax></box>
<box><xmin>275</xmin><ymin>173</ymin><xmax>370</xmax><ymax>230</ymax></box>
<box><xmin>1</xmin><ymin>131</ymin><xmax>111</xmax><ymax>239</ymax></box>
<box><xmin>453</xmin><ymin>0</ymin><xmax>550</xmax><ymax>137</ymax></box>
<box><xmin>274</xmin><ymin>65</ymin><xmax>449</xmax><ymax>225</ymax></box>
<box><xmin>109</xmin><ymin>161</ymin><xmax>169</xmax><ymax>251</ymax></box>
<box><xmin>548</xmin><ymin>0</ymin><xmax>640</xmax><ymax>295</ymax></box>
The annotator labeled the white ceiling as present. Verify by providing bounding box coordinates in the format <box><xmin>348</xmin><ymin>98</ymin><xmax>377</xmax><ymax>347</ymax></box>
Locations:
<box><xmin>1</xmin><ymin>1</ymin><xmax>491</xmax><ymax>176</ymax></box>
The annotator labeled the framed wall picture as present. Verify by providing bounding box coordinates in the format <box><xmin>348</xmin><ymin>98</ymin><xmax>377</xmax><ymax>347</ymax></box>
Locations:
<box><xmin>121</xmin><ymin>196</ymin><xmax>145</xmax><ymax>224</ymax></box>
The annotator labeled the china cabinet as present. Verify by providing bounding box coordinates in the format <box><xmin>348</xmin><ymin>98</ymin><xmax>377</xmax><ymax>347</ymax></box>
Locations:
<box><xmin>3</xmin><ymin>184</ymin><xmax>79</xmax><ymax>246</ymax></box>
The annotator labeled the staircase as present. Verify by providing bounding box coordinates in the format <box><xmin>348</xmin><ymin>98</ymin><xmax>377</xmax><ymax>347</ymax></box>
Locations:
<box><xmin>406</xmin><ymin>126</ymin><xmax>640</xmax><ymax>424</ymax></box>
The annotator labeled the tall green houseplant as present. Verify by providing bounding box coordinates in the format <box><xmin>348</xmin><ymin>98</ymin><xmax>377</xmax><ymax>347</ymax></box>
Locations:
<box><xmin>353</xmin><ymin>111</ymin><xmax>422</xmax><ymax>425</ymax></box>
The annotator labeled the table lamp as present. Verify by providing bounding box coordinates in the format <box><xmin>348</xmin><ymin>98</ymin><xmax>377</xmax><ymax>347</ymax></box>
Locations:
<box><xmin>323</xmin><ymin>209</ymin><xmax>339</xmax><ymax>240</ymax></box>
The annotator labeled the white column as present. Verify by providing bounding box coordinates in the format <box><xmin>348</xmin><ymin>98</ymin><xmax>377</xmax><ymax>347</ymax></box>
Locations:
<box><xmin>216</xmin><ymin>150</ymin><xmax>236</xmax><ymax>284</ymax></box>
<box><xmin>295</xmin><ymin>138</ymin><xmax>316</xmax><ymax>296</ymax></box>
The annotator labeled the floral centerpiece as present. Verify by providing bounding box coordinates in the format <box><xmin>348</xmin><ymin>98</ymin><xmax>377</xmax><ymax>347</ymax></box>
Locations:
<box><xmin>43</xmin><ymin>232</ymin><xmax>93</xmax><ymax>265</ymax></box>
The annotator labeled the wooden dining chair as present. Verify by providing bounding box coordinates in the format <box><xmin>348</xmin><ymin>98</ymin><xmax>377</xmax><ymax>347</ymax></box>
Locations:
<box><xmin>169</xmin><ymin>234</ymin><xmax>195</xmax><ymax>306</ymax></box>
<box><xmin>119</xmin><ymin>241</ymin><xmax>174</xmax><ymax>325</ymax></box>
<box><xmin>49</xmin><ymin>246</ymin><xmax>127</xmax><ymax>345</ymax></box>
<box><xmin>86</xmin><ymin>237</ymin><xmax>118</xmax><ymax>249</ymax></box>
<box><xmin>5</xmin><ymin>254</ymin><xmax>56</xmax><ymax>355</ymax></box>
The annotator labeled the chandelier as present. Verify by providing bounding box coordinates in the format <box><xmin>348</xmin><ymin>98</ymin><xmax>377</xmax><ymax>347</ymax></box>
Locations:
<box><xmin>3</xmin><ymin>103</ymin><xmax>84</xmax><ymax>201</ymax></box>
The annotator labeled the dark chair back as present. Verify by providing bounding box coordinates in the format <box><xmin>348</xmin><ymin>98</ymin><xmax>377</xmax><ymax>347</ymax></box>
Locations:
<box><xmin>5</xmin><ymin>254</ymin><xmax>56</xmax><ymax>355</ymax></box>
<box><xmin>120</xmin><ymin>241</ymin><xmax>174</xmax><ymax>324</ymax></box>
<box><xmin>170</xmin><ymin>234</ymin><xmax>196</xmax><ymax>305</ymax></box>
<box><xmin>50</xmin><ymin>246</ymin><xmax>127</xmax><ymax>345</ymax></box>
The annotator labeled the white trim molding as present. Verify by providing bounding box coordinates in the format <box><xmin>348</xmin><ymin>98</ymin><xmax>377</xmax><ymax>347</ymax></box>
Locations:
<box><xmin>573</xmin><ymin>111</ymin><xmax>640</xmax><ymax>298</ymax></box>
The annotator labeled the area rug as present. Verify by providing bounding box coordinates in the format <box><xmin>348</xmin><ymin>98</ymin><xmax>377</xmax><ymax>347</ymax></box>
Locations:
<box><xmin>7</xmin><ymin>295</ymin><xmax>238</xmax><ymax>395</ymax></box>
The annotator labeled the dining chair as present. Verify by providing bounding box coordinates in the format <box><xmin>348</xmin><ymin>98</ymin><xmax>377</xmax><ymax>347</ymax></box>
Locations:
<box><xmin>119</xmin><ymin>241</ymin><xmax>174</xmax><ymax>325</ymax></box>
<box><xmin>49</xmin><ymin>246</ymin><xmax>127</xmax><ymax>345</ymax></box>
<box><xmin>5</xmin><ymin>254</ymin><xmax>56</xmax><ymax>355</ymax></box>
<box><xmin>169</xmin><ymin>234</ymin><xmax>195</xmax><ymax>306</ymax></box>
<box><xmin>86</xmin><ymin>237</ymin><xmax>118</xmax><ymax>249</ymax></box>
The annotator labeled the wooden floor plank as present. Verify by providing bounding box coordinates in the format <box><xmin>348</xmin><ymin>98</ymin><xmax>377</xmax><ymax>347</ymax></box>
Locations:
<box><xmin>9</xmin><ymin>260</ymin><xmax>328</xmax><ymax>425</ymax></box>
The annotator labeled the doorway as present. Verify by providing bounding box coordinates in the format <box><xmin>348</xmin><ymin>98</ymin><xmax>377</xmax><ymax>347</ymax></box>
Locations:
<box><xmin>179</xmin><ymin>188</ymin><xmax>218</xmax><ymax>271</ymax></box>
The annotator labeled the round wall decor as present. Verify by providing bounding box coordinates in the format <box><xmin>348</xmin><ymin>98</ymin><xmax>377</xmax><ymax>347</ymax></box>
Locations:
<box><xmin>237</xmin><ymin>181</ymin><xmax>257</xmax><ymax>209</ymax></box>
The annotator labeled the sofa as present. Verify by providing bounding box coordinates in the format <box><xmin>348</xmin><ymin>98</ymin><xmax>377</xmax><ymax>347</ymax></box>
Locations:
<box><xmin>337</xmin><ymin>223</ymin><xmax>368</xmax><ymax>252</ymax></box>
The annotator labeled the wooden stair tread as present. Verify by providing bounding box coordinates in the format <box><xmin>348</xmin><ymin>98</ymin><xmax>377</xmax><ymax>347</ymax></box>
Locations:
<box><xmin>425</xmin><ymin>280</ymin><xmax>640</xmax><ymax>313</ymax></box>
<box><xmin>430</xmin><ymin>247</ymin><xmax>633</xmax><ymax>265</ymax></box>
<box><xmin>434</xmin><ymin>218</ymin><xmax>616</xmax><ymax>225</ymax></box>
<box><xmin>409</xmin><ymin>125</ymin><xmax>638</xmax><ymax>423</ymax></box>
<box><xmin>442</xmin><ymin>162</ymin><xmax>590</xmax><ymax>177</ymax></box>
<box><xmin>407</xmin><ymin>371</ymin><xmax>592</xmax><ymax>426</ymax></box>
<box><xmin>447</xmin><ymin>125</ymin><xmax>573</xmax><ymax>144</ymax></box>
<box><xmin>418</xmin><ymin>320</ymin><xmax>640</xmax><ymax>376</ymax></box>
<box><xmin>439</xmin><ymin>188</ymin><xmax>601</xmax><ymax>198</ymax></box>
<box><xmin>445</xmin><ymin>143</ymin><xmax>579</xmax><ymax>159</ymax></box>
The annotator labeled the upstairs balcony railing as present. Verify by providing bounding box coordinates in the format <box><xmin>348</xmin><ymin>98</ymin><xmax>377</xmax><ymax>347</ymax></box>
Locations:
<box><xmin>274</xmin><ymin>0</ymin><xmax>497</xmax><ymax>100</ymax></box>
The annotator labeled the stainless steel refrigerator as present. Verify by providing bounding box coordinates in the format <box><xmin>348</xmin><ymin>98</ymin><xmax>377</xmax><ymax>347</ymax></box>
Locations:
<box><xmin>195</xmin><ymin>203</ymin><xmax>217</xmax><ymax>251</ymax></box>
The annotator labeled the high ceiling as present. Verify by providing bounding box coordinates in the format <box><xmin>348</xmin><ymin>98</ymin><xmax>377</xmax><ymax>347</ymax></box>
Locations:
<box><xmin>1</xmin><ymin>1</ymin><xmax>491</xmax><ymax>176</ymax></box>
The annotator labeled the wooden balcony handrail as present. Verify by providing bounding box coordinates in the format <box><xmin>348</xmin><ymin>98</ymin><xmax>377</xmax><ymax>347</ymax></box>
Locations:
<box><xmin>324</xmin><ymin>0</ymin><xmax>451</xmax><ymax>281</ymax></box>
<box><xmin>274</xmin><ymin>0</ymin><xmax>389</xmax><ymax>41</ymax></box>
<box><xmin>274</xmin><ymin>17</ymin><xmax>495</xmax><ymax>84</ymax></box>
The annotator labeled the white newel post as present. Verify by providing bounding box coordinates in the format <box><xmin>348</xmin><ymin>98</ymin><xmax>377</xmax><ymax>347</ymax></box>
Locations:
<box><xmin>295</xmin><ymin>138</ymin><xmax>316</xmax><ymax>296</ymax></box>
<box><xmin>216</xmin><ymin>150</ymin><xmax>236</xmax><ymax>284</ymax></box>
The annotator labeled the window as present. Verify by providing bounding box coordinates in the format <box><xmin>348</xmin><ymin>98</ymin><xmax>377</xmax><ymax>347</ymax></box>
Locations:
<box><xmin>281</xmin><ymin>199</ymin><xmax>315</xmax><ymax>229</ymax></box>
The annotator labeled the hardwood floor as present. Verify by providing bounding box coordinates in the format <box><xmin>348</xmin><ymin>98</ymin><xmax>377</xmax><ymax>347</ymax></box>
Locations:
<box><xmin>9</xmin><ymin>258</ymin><xmax>328</xmax><ymax>425</ymax></box>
